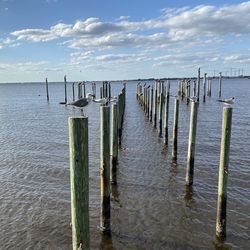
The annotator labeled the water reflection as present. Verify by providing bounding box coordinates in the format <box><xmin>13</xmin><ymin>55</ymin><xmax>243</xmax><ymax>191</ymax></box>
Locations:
<box><xmin>100</xmin><ymin>232</ymin><xmax>115</xmax><ymax>250</ymax></box>
<box><xmin>184</xmin><ymin>186</ymin><xmax>195</xmax><ymax>207</ymax></box>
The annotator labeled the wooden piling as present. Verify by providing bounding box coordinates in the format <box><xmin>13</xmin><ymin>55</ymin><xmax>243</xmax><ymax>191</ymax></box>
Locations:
<box><xmin>158</xmin><ymin>93</ymin><xmax>163</xmax><ymax>136</ymax></box>
<box><xmin>100</xmin><ymin>87</ymin><xmax>103</xmax><ymax>99</ymax></box>
<box><xmin>219</xmin><ymin>72</ymin><xmax>222</xmax><ymax>98</ymax></box>
<box><xmin>193</xmin><ymin>80</ymin><xmax>196</xmax><ymax>97</ymax></box>
<box><xmin>68</xmin><ymin>117</ymin><xmax>90</xmax><ymax>250</ymax></box>
<box><xmin>172</xmin><ymin>97</ymin><xmax>179</xmax><ymax>161</ymax></box>
<box><xmin>78</xmin><ymin>82</ymin><xmax>82</xmax><ymax>99</ymax></box>
<box><xmin>72</xmin><ymin>82</ymin><xmax>75</xmax><ymax>101</ymax></box>
<box><xmin>164</xmin><ymin>94</ymin><xmax>169</xmax><ymax>145</ymax></box>
<box><xmin>150</xmin><ymin>87</ymin><xmax>153</xmax><ymax>122</ymax></box>
<box><xmin>197</xmin><ymin>68</ymin><xmax>200</xmax><ymax>102</ymax></box>
<box><xmin>203</xmin><ymin>73</ymin><xmax>207</xmax><ymax>102</ymax></box>
<box><xmin>100</xmin><ymin>105</ymin><xmax>111</xmax><ymax>234</ymax></box>
<box><xmin>64</xmin><ymin>75</ymin><xmax>67</xmax><ymax>104</ymax></box>
<box><xmin>153</xmin><ymin>88</ymin><xmax>158</xmax><ymax>128</ymax></box>
<box><xmin>45</xmin><ymin>77</ymin><xmax>49</xmax><ymax>101</ymax></box>
<box><xmin>216</xmin><ymin>106</ymin><xmax>232</xmax><ymax>239</ymax></box>
<box><xmin>147</xmin><ymin>87</ymin><xmax>150</xmax><ymax>119</ymax></box>
<box><xmin>110</xmin><ymin>103</ymin><xmax>118</xmax><ymax>184</ymax></box>
<box><xmin>185</xmin><ymin>101</ymin><xmax>198</xmax><ymax>186</ymax></box>
<box><xmin>83</xmin><ymin>82</ymin><xmax>86</xmax><ymax>98</ymax></box>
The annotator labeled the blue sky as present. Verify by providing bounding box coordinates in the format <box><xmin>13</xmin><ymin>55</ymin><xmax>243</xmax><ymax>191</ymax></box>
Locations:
<box><xmin>0</xmin><ymin>0</ymin><xmax>250</xmax><ymax>82</ymax></box>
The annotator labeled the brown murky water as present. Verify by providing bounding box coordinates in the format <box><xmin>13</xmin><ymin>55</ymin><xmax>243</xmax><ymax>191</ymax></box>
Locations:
<box><xmin>0</xmin><ymin>79</ymin><xmax>249</xmax><ymax>249</ymax></box>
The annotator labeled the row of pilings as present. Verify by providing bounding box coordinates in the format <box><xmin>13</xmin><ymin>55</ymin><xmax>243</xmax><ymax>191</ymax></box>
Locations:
<box><xmin>68</xmin><ymin>84</ymin><xmax>126</xmax><ymax>250</ymax></box>
<box><xmin>136</xmin><ymin>79</ymin><xmax>232</xmax><ymax>242</ymax></box>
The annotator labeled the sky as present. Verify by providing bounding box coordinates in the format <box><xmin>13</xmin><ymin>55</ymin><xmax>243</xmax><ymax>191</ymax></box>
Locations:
<box><xmin>0</xmin><ymin>0</ymin><xmax>250</xmax><ymax>82</ymax></box>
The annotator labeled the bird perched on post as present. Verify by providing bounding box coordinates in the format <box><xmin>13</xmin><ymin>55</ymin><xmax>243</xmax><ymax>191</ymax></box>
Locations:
<box><xmin>217</xmin><ymin>97</ymin><xmax>235</xmax><ymax>106</ymax></box>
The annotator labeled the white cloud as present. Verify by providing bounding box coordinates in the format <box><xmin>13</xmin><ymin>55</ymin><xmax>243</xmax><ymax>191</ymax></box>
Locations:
<box><xmin>0</xmin><ymin>37</ymin><xmax>20</xmax><ymax>49</ymax></box>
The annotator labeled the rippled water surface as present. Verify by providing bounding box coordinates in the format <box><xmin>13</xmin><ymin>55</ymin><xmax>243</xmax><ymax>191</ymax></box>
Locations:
<box><xmin>0</xmin><ymin>79</ymin><xmax>249</xmax><ymax>249</ymax></box>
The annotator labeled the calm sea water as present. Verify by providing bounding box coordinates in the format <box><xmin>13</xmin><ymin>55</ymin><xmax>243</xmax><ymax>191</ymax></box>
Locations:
<box><xmin>0</xmin><ymin>79</ymin><xmax>249</xmax><ymax>249</ymax></box>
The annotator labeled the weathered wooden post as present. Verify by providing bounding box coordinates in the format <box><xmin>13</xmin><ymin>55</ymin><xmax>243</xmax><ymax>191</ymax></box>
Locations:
<box><xmin>197</xmin><ymin>68</ymin><xmax>200</xmax><ymax>102</ymax></box>
<box><xmin>150</xmin><ymin>87</ymin><xmax>153</xmax><ymax>122</ymax></box>
<box><xmin>193</xmin><ymin>80</ymin><xmax>196</xmax><ymax>97</ymax></box>
<box><xmin>219</xmin><ymin>72</ymin><xmax>222</xmax><ymax>98</ymax></box>
<box><xmin>83</xmin><ymin>82</ymin><xmax>86</xmax><ymax>98</ymax></box>
<box><xmin>100</xmin><ymin>105</ymin><xmax>111</xmax><ymax>234</ymax></box>
<box><xmin>186</xmin><ymin>80</ymin><xmax>190</xmax><ymax>105</ymax></box>
<box><xmin>158</xmin><ymin>93</ymin><xmax>163</xmax><ymax>136</ymax></box>
<box><xmin>78</xmin><ymin>82</ymin><xmax>82</xmax><ymax>99</ymax></box>
<box><xmin>203</xmin><ymin>73</ymin><xmax>207</xmax><ymax>102</ymax></box>
<box><xmin>45</xmin><ymin>77</ymin><xmax>49</xmax><ymax>101</ymax></box>
<box><xmin>164</xmin><ymin>94</ymin><xmax>170</xmax><ymax>145</ymax></box>
<box><xmin>64</xmin><ymin>75</ymin><xmax>67</xmax><ymax>104</ymax></box>
<box><xmin>72</xmin><ymin>82</ymin><xmax>75</xmax><ymax>101</ymax></box>
<box><xmin>108</xmin><ymin>82</ymin><xmax>111</xmax><ymax>99</ymax></box>
<box><xmin>100</xmin><ymin>87</ymin><xmax>103</xmax><ymax>99</ymax></box>
<box><xmin>110</xmin><ymin>103</ymin><xmax>118</xmax><ymax>184</ymax></box>
<box><xmin>147</xmin><ymin>87</ymin><xmax>150</xmax><ymax>119</ymax></box>
<box><xmin>154</xmin><ymin>88</ymin><xmax>158</xmax><ymax>128</ymax></box>
<box><xmin>185</xmin><ymin>101</ymin><xmax>198</xmax><ymax>186</ymax></box>
<box><xmin>216</xmin><ymin>106</ymin><xmax>233</xmax><ymax>239</ymax></box>
<box><xmin>178</xmin><ymin>81</ymin><xmax>182</xmax><ymax>96</ymax></box>
<box><xmin>172</xmin><ymin>97</ymin><xmax>179</xmax><ymax>161</ymax></box>
<box><xmin>68</xmin><ymin>116</ymin><xmax>90</xmax><ymax>250</ymax></box>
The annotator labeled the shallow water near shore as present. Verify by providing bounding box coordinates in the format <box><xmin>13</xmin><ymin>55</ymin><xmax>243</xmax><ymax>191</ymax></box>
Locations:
<box><xmin>0</xmin><ymin>79</ymin><xmax>249</xmax><ymax>249</ymax></box>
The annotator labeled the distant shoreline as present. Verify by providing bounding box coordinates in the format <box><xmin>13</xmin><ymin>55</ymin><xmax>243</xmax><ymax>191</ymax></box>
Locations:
<box><xmin>0</xmin><ymin>75</ymin><xmax>249</xmax><ymax>84</ymax></box>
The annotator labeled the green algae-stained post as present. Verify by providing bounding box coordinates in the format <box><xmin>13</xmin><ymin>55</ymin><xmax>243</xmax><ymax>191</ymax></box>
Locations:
<box><xmin>216</xmin><ymin>106</ymin><xmax>233</xmax><ymax>239</ymax></box>
<box><xmin>68</xmin><ymin>117</ymin><xmax>90</xmax><ymax>250</ymax></box>
<box><xmin>158</xmin><ymin>93</ymin><xmax>163</xmax><ymax>136</ymax></box>
<box><xmin>164</xmin><ymin>94</ymin><xmax>170</xmax><ymax>145</ymax></box>
<box><xmin>172</xmin><ymin>97</ymin><xmax>179</xmax><ymax>161</ymax></box>
<box><xmin>100</xmin><ymin>105</ymin><xmax>111</xmax><ymax>234</ymax></box>
<box><xmin>185</xmin><ymin>101</ymin><xmax>198</xmax><ymax>186</ymax></box>
<box><xmin>110</xmin><ymin>103</ymin><xmax>118</xmax><ymax>184</ymax></box>
<box><xmin>45</xmin><ymin>77</ymin><xmax>49</xmax><ymax>101</ymax></box>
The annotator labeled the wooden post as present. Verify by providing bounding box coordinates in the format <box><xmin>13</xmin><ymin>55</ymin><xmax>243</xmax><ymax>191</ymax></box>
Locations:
<box><xmin>164</xmin><ymin>94</ymin><xmax>170</xmax><ymax>145</ymax></box>
<box><xmin>110</xmin><ymin>103</ymin><xmax>118</xmax><ymax>184</ymax></box>
<box><xmin>158</xmin><ymin>93</ymin><xmax>163</xmax><ymax>136</ymax></box>
<box><xmin>72</xmin><ymin>82</ymin><xmax>75</xmax><ymax>101</ymax></box>
<box><xmin>185</xmin><ymin>101</ymin><xmax>198</xmax><ymax>186</ymax></box>
<box><xmin>197</xmin><ymin>68</ymin><xmax>200</xmax><ymax>102</ymax></box>
<box><xmin>219</xmin><ymin>72</ymin><xmax>222</xmax><ymax>98</ymax></box>
<box><xmin>78</xmin><ymin>82</ymin><xmax>82</xmax><ymax>99</ymax></box>
<box><xmin>108</xmin><ymin>82</ymin><xmax>111</xmax><ymax>99</ymax></box>
<box><xmin>178</xmin><ymin>81</ymin><xmax>181</xmax><ymax>96</ymax></box>
<box><xmin>193</xmin><ymin>80</ymin><xmax>196</xmax><ymax>97</ymax></box>
<box><xmin>100</xmin><ymin>87</ymin><xmax>103</xmax><ymax>99</ymax></box>
<box><xmin>147</xmin><ymin>87</ymin><xmax>150</xmax><ymax>119</ymax></box>
<box><xmin>83</xmin><ymin>82</ymin><xmax>86</xmax><ymax>98</ymax></box>
<box><xmin>100</xmin><ymin>105</ymin><xmax>111</xmax><ymax>234</ymax></box>
<box><xmin>216</xmin><ymin>106</ymin><xmax>232</xmax><ymax>239</ymax></box>
<box><xmin>172</xmin><ymin>97</ymin><xmax>179</xmax><ymax>161</ymax></box>
<box><xmin>45</xmin><ymin>77</ymin><xmax>49</xmax><ymax>101</ymax></box>
<box><xmin>64</xmin><ymin>75</ymin><xmax>67</xmax><ymax>104</ymax></box>
<box><xmin>153</xmin><ymin>88</ymin><xmax>158</xmax><ymax>128</ymax></box>
<box><xmin>150</xmin><ymin>87</ymin><xmax>153</xmax><ymax>122</ymax></box>
<box><xmin>203</xmin><ymin>73</ymin><xmax>207</xmax><ymax>102</ymax></box>
<box><xmin>68</xmin><ymin>117</ymin><xmax>90</xmax><ymax>250</ymax></box>
<box><xmin>186</xmin><ymin>80</ymin><xmax>190</xmax><ymax>105</ymax></box>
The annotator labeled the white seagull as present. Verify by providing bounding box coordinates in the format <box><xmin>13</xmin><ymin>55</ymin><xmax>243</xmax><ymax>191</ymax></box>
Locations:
<box><xmin>217</xmin><ymin>97</ymin><xmax>235</xmax><ymax>106</ymax></box>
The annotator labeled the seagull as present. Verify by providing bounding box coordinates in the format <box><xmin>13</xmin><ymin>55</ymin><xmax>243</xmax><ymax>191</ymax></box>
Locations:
<box><xmin>67</xmin><ymin>93</ymin><xmax>94</xmax><ymax>107</ymax></box>
<box><xmin>217</xmin><ymin>97</ymin><xmax>235</xmax><ymax>106</ymax></box>
<box><xmin>66</xmin><ymin>93</ymin><xmax>94</xmax><ymax>116</ymax></box>
<box><xmin>188</xmin><ymin>96</ymin><xmax>198</xmax><ymax>102</ymax></box>
<box><xmin>93</xmin><ymin>97</ymin><xmax>109</xmax><ymax>105</ymax></box>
